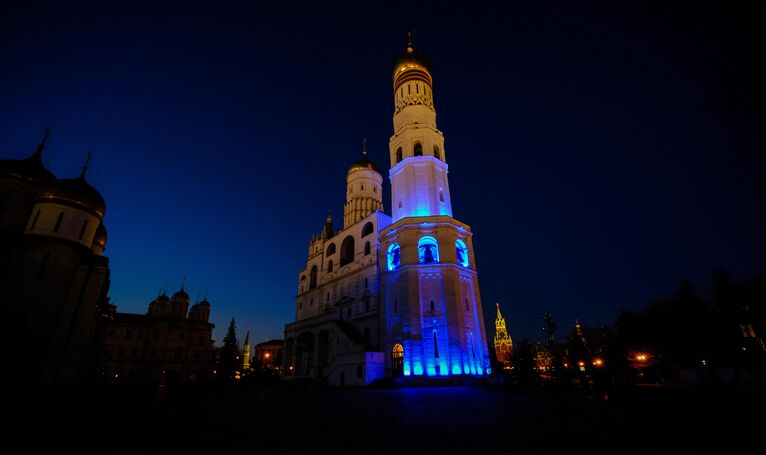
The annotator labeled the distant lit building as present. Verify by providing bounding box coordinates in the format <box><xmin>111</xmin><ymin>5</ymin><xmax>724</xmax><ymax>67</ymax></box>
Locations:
<box><xmin>97</xmin><ymin>287</ymin><xmax>215</xmax><ymax>384</ymax></box>
<box><xmin>0</xmin><ymin>130</ymin><xmax>113</xmax><ymax>385</ymax></box>
<box><xmin>253</xmin><ymin>339</ymin><xmax>283</xmax><ymax>372</ymax></box>
<box><xmin>282</xmin><ymin>36</ymin><xmax>490</xmax><ymax>385</ymax></box>
<box><xmin>242</xmin><ymin>330</ymin><xmax>251</xmax><ymax>371</ymax></box>
<box><xmin>494</xmin><ymin>303</ymin><xmax>514</xmax><ymax>370</ymax></box>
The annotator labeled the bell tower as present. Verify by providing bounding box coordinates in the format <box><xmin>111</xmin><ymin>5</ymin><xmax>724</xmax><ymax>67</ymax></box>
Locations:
<box><xmin>380</xmin><ymin>35</ymin><xmax>490</xmax><ymax>378</ymax></box>
<box><xmin>388</xmin><ymin>34</ymin><xmax>452</xmax><ymax>221</ymax></box>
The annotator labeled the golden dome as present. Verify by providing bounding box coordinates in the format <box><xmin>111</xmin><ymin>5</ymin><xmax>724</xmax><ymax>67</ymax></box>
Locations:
<box><xmin>1</xmin><ymin>133</ymin><xmax>55</xmax><ymax>183</ymax></box>
<box><xmin>393</xmin><ymin>41</ymin><xmax>433</xmax><ymax>89</ymax></box>
<box><xmin>37</xmin><ymin>174</ymin><xmax>106</xmax><ymax>218</ymax></box>
<box><xmin>171</xmin><ymin>289</ymin><xmax>190</xmax><ymax>301</ymax></box>
<box><xmin>348</xmin><ymin>159</ymin><xmax>381</xmax><ymax>174</ymax></box>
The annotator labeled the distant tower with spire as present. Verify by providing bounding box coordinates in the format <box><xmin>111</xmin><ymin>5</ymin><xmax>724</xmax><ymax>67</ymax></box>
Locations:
<box><xmin>242</xmin><ymin>329</ymin><xmax>251</xmax><ymax>371</ymax></box>
<box><xmin>494</xmin><ymin>303</ymin><xmax>514</xmax><ymax>370</ymax></box>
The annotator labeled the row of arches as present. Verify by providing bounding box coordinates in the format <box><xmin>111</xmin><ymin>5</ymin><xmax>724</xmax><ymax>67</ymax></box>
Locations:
<box><xmin>395</xmin><ymin>143</ymin><xmax>441</xmax><ymax>164</ymax></box>
<box><xmin>386</xmin><ymin>238</ymin><xmax>470</xmax><ymax>271</ymax></box>
<box><xmin>325</xmin><ymin>222</ymin><xmax>374</xmax><ymax>259</ymax></box>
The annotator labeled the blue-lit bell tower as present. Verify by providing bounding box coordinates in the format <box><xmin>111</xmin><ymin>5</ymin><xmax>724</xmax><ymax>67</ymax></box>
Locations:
<box><xmin>379</xmin><ymin>36</ymin><xmax>490</xmax><ymax>378</ymax></box>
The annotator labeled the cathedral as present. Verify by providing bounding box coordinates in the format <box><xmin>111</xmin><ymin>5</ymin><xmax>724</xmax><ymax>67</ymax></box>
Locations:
<box><xmin>97</xmin><ymin>285</ymin><xmax>215</xmax><ymax>384</ymax></box>
<box><xmin>283</xmin><ymin>38</ymin><xmax>490</xmax><ymax>385</ymax></box>
<box><xmin>0</xmin><ymin>130</ymin><xmax>113</xmax><ymax>385</ymax></box>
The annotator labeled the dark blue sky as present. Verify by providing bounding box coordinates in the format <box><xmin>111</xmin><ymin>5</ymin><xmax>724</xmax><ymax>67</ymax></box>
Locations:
<box><xmin>2</xmin><ymin>2</ymin><xmax>764</xmax><ymax>345</ymax></box>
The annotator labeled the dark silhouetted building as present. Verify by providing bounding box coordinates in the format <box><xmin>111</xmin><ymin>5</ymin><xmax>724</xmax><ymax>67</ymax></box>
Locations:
<box><xmin>0</xmin><ymin>130</ymin><xmax>113</xmax><ymax>385</ymax></box>
<box><xmin>98</xmin><ymin>288</ymin><xmax>215</xmax><ymax>384</ymax></box>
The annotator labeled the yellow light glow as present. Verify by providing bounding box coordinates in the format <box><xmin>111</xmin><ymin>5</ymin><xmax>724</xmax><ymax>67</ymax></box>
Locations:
<box><xmin>577</xmin><ymin>361</ymin><xmax>585</xmax><ymax>367</ymax></box>
<box><xmin>593</xmin><ymin>358</ymin><xmax>604</xmax><ymax>367</ymax></box>
<box><xmin>265</xmin><ymin>353</ymin><xmax>270</xmax><ymax>358</ymax></box>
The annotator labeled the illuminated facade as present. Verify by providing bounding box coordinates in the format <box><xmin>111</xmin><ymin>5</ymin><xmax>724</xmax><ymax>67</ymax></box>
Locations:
<box><xmin>283</xmin><ymin>36</ymin><xmax>490</xmax><ymax>384</ymax></box>
<box><xmin>494</xmin><ymin>303</ymin><xmax>513</xmax><ymax>369</ymax></box>
<box><xmin>379</xmin><ymin>37</ymin><xmax>490</xmax><ymax>378</ymax></box>
<box><xmin>242</xmin><ymin>329</ymin><xmax>251</xmax><ymax>371</ymax></box>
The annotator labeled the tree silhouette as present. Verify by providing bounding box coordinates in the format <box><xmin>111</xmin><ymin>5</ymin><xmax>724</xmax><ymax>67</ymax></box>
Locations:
<box><xmin>218</xmin><ymin>317</ymin><xmax>240</xmax><ymax>381</ymax></box>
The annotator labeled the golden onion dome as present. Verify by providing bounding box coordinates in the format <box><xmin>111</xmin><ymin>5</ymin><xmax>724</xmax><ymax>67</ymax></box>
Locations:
<box><xmin>37</xmin><ymin>174</ymin><xmax>106</xmax><ymax>218</ymax></box>
<box><xmin>0</xmin><ymin>154</ymin><xmax>56</xmax><ymax>183</ymax></box>
<box><xmin>393</xmin><ymin>39</ymin><xmax>432</xmax><ymax>89</ymax></box>
<box><xmin>1</xmin><ymin>131</ymin><xmax>56</xmax><ymax>183</ymax></box>
<box><xmin>92</xmin><ymin>223</ymin><xmax>107</xmax><ymax>250</ymax></box>
<box><xmin>171</xmin><ymin>288</ymin><xmax>190</xmax><ymax>301</ymax></box>
<box><xmin>348</xmin><ymin>158</ymin><xmax>381</xmax><ymax>174</ymax></box>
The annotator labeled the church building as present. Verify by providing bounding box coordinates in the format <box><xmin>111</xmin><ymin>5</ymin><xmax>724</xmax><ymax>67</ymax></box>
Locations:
<box><xmin>0</xmin><ymin>130</ymin><xmax>113</xmax><ymax>385</ymax></box>
<box><xmin>283</xmin><ymin>37</ymin><xmax>490</xmax><ymax>385</ymax></box>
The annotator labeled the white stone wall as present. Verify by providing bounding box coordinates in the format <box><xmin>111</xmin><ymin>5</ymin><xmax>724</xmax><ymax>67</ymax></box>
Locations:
<box><xmin>25</xmin><ymin>201</ymin><xmax>102</xmax><ymax>249</ymax></box>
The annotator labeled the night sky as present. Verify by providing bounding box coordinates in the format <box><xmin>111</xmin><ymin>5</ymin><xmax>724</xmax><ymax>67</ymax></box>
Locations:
<box><xmin>1</xmin><ymin>2</ymin><xmax>764</xmax><ymax>345</ymax></box>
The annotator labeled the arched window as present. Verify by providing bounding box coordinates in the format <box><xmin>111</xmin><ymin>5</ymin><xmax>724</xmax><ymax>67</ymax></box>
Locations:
<box><xmin>433</xmin><ymin>145</ymin><xmax>441</xmax><ymax>160</ymax></box>
<box><xmin>396</xmin><ymin>147</ymin><xmax>403</xmax><ymax>163</ymax></box>
<box><xmin>327</xmin><ymin>260</ymin><xmax>333</xmax><ymax>273</ymax></box>
<box><xmin>433</xmin><ymin>330</ymin><xmax>439</xmax><ymax>358</ymax></box>
<box><xmin>439</xmin><ymin>190</ymin><xmax>444</xmax><ymax>203</ymax></box>
<box><xmin>326</xmin><ymin>243</ymin><xmax>336</xmax><ymax>256</ymax></box>
<box><xmin>340</xmin><ymin>235</ymin><xmax>355</xmax><ymax>266</ymax></box>
<box><xmin>364</xmin><ymin>241</ymin><xmax>371</xmax><ymax>256</ymax></box>
<box><xmin>361</xmin><ymin>222</ymin><xmax>374</xmax><ymax>237</ymax></box>
<box><xmin>430</xmin><ymin>300</ymin><xmax>435</xmax><ymax>312</ymax></box>
<box><xmin>418</xmin><ymin>236</ymin><xmax>439</xmax><ymax>264</ymax></box>
<box><xmin>30</xmin><ymin>210</ymin><xmax>41</xmax><ymax>230</ymax></box>
<box><xmin>414</xmin><ymin>143</ymin><xmax>423</xmax><ymax>156</ymax></box>
<box><xmin>309</xmin><ymin>266</ymin><xmax>318</xmax><ymax>289</ymax></box>
<box><xmin>391</xmin><ymin>344</ymin><xmax>404</xmax><ymax>377</ymax></box>
<box><xmin>79</xmin><ymin>219</ymin><xmax>88</xmax><ymax>240</ymax></box>
<box><xmin>456</xmin><ymin>239</ymin><xmax>470</xmax><ymax>267</ymax></box>
<box><xmin>54</xmin><ymin>212</ymin><xmax>64</xmax><ymax>233</ymax></box>
<box><xmin>387</xmin><ymin>243</ymin><xmax>401</xmax><ymax>271</ymax></box>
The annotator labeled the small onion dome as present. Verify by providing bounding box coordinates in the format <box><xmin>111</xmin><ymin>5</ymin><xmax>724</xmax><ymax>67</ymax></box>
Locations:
<box><xmin>92</xmin><ymin>223</ymin><xmax>107</xmax><ymax>250</ymax></box>
<box><xmin>0</xmin><ymin>149</ymin><xmax>55</xmax><ymax>183</ymax></box>
<box><xmin>348</xmin><ymin>158</ymin><xmax>381</xmax><ymax>174</ymax></box>
<box><xmin>393</xmin><ymin>41</ymin><xmax>433</xmax><ymax>88</ymax></box>
<box><xmin>1</xmin><ymin>129</ymin><xmax>56</xmax><ymax>183</ymax></box>
<box><xmin>37</xmin><ymin>174</ymin><xmax>106</xmax><ymax>218</ymax></box>
<box><xmin>198</xmin><ymin>298</ymin><xmax>211</xmax><ymax>307</ymax></box>
<box><xmin>171</xmin><ymin>288</ymin><xmax>190</xmax><ymax>302</ymax></box>
<box><xmin>156</xmin><ymin>292</ymin><xmax>170</xmax><ymax>303</ymax></box>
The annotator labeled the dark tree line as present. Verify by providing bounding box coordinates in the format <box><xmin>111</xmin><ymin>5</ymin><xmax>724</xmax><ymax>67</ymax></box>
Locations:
<box><xmin>504</xmin><ymin>270</ymin><xmax>766</xmax><ymax>387</ymax></box>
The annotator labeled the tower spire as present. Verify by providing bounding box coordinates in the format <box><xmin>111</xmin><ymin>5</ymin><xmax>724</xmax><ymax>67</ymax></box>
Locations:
<box><xmin>406</xmin><ymin>30</ymin><xmax>414</xmax><ymax>53</ymax></box>
<box><xmin>494</xmin><ymin>302</ymin><xmax>513</xmax><ymax>370</ymax></box>
<box><xmin>362</xmin><ymin>137</ymin><xmax>367</xmax><ymax>159</ymax></box>
<box><xmin>180</xmin><ymin>275</ymin><xmax>186</xmax><ymax>292</ymax></box>
<box><xmin>34</xmin><ymin>127</ymin><xmax>51</xmax><ymax>157</ymax></box>
<box><xmin>79</xmin><ymin>150</ymin><xmax>92</xmax><ymax>179</ymax></box>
